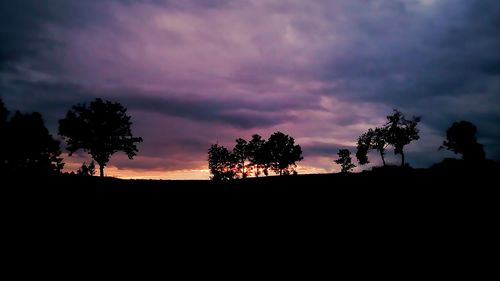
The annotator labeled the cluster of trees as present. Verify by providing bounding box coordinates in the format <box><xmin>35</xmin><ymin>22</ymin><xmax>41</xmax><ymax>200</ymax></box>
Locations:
<box><xmin>0</xmin><ymin>99</ymin><xmax>64</xmax><ymax>176</ymax></box>
<box><xmin>0</xmin><ymin>97</ymin><xmax>142</xmax><ymax>177</ymax></box>
<box><xmin>334</xmin><ymin>109</ymin><xmax>488</xmax><ymax>172</ymax></box>
<box><xmin>355</xmin><ymin>109</ymin><xmax>420</xmax><ymax>168</ymax></box>
<box><xmin>1</xmin><ymin>94</ymin><xmax>491</xmax><ymax>179</ymax></box>
<box><xmin>208</xmin><ymin>132</ymin><xmax>303</xmax><ymax>181</ymax></box>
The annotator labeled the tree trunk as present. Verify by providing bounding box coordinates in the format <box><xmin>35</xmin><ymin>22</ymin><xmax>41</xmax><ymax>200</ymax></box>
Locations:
<box><xmin>99</xmin><ymin>164</ymin><xmax>104</xmax><ymax>177</ymax></box>
<box><xmin>401</xmin><ymin>151</ymin><xmax>405</xmax><ymax>167</ymax></box>
<box><xmin>379</xmin><ymin>150</ymin><xmax>386</xmax><ymax>166</ymax></box>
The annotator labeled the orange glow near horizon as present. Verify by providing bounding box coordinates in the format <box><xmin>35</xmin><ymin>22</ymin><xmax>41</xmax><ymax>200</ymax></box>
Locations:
<box><xmin>63</xmin><ymin>162</ymin><xmax>331</xmax><ymax>180</ymax></box>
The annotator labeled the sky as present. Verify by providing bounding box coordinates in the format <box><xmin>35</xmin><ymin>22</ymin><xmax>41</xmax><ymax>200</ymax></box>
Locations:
<box><xmin>1</xmin><ymin>0</ymin><xmax>499</xmax><ymax>179</ymax></box>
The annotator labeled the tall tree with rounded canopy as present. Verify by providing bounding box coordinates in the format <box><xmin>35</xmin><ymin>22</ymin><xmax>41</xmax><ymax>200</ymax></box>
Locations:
<box><xmin>247</xmin><ymin>134</ymin><xmax>268</xmax><ymax>177</ymax></box>
<box><xmin>59</xmin><ymin>98</ymin><xmax>143</xmax><ymax>177</ymax></box>
<box><xmin>441</xmin><ymin>121</ymin><xmax>485</xmax><ymax>162</ymax></box>
<box><xmin>384</xmin><ymin>109</ymin><xmax>420</xmax><ymax>167</ymax></box>
<box><xmin>233</xmin><ymin>138</ymin><xmax>249</xmax><ymax>178</ymax></box>
<box><xmin>335</xmin><ymin>149</ymin><xmax>356</xmax><ymax>173</ymax></box>
<box><xmin>265</xmin><ymin>131</ymin><xmax>303</xmax><ymax>175</ymax></box>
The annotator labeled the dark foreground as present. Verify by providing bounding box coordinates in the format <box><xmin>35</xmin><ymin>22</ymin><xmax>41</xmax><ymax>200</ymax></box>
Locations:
<box><xmin>4</xmin><ymin>168</ymin><xmax>497</xmax><ymax>211</ymax></box>
<box><xmin>3</xmin><ymin>168</ymin><xmax>497</xmax><ymax>272</ymax></box>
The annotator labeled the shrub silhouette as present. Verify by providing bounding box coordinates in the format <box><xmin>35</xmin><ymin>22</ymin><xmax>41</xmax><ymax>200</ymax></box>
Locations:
<box><xmin>440</xmin><ymin>121</ymin><xmax>485</xmax><ymax>162</ymax></box>
<box><xmin>77</xmin><ymin>160</ymin><xmax>96</xmax><ymax>176</ymax></box>
<box><xmin>59</xmin><ymin>98</ymin><xmax>143</xmax><ymax>177</ymax></box>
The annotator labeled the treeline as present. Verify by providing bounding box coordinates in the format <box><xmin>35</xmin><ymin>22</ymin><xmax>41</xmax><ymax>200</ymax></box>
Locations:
<box><xmin>208</xmin><ymin>132</ymin><xmax>303</xmax><ymax>181</ymax></box>
<box><xmin>333</xmin><ymin>109</ymin><xmax>490</xmax><ymax>173</ymax></box>
<box><xmin>1</xmin><ymin>94</ymin><xmax>495</xmax><ymax>179</ymax></box>
<box><xmin>0</xmin><ymin>97</ymin><xmax>142</xmax><ymax>177</ymax></box>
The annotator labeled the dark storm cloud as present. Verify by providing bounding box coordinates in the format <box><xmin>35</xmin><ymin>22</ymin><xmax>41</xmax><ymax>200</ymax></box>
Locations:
<box><xmin>120</xmin><ymin>94</ymin><xmax>306</xmax><ymax>129</ymax></box>
<box><xmin>2</xmin><ymin>80</ymin><xmax>317</xmax><ymax>129</ymax></box>
<box><xmin>0</xmin><ymin>0</ymin><xmax>107</xmax><ymax>67</ymax></box>
<box><xmin>311</xmin><ymin>0</ymin><xmax>500</xmax><ymax>160</ymax></box>
<box><xmin>302</xmin><ymin>142</ymin><xmax>352</xmax><ymax>158</ymax></box>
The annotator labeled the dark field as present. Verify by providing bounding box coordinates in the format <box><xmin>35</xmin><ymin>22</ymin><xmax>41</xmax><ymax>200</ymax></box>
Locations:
<box><xmin>3</xmin><ymin>168</ymin><xmax>497</xmax><ymax>266</ymax></box>
<box><xmin>5</xmin><ymin>168</ymin><xmax>497</xmax><ymax>211</ymax></box>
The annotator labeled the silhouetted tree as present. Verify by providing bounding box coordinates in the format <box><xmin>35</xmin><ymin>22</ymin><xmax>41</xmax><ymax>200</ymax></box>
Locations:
<box><xmin>77</xmin><ymin>160</ymin><xmax>96</xmax><ymax>176</ymax></box>
<box><xmin>335</xmin><ymin>149</ymin><xmax>356</xmax><ymax>173</ymax></box>
<box><xmin>265</xmin><ymin>131</ymin><xmax>303</xmax><ymax>175</ymax></box>
<box><xmin>384</xmin><ymin>110</ymin><xmax>420</xmax><ymax>167</ymax></box>
<box><xmin>247</xmin><ymin>134</ymin><xmax>268</xmax><ymax>177</ymax></box>
<box><xmin>233</xmin><ymin>138</ymin><xmax>249</xmax><ymax>178</ymax></box>
<box><xmin>208</xmin><ymin>144</ymin><xmax>237</xmax><ymax>181</ymax></box>
<box><xmin>59</xmin><ymin>98</ymin><xmax>143</xmax><ymax>177</ymax></box>
<box><xmin>371</xmin><ymin>127</ymin><xmax>388</xmax><ymax>166</ymax></box>
<box><xmin>2</xmin><ymin>111</ymin><xmax>63</xmax><ymax>175</ymax></box>
<box><xmin>356</xmin><ymin>127</ymin><xmax>388</xmax><ymax>166</ymax></box>
<box><xmin>0</xmin><ymin>98</ymin><xmax>8</xmax><ymax>127</ymax></box>
<box><xmin>356</xmin><ymin>134</ymin><xmax>370</xmax><ymax>165</ymax></box>
<box><xmin>0</xmin><ymin>98</ymin><xmax>9</xmax><ymax>167</ymax></box>
<box><xmin>440</xmin><ymin>121</ymin><xmax>485</xmax><ymax>162</ymax></box>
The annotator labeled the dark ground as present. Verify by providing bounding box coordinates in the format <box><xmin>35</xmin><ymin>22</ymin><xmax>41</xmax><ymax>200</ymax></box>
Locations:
<box><xmin>2</xmin><ymin>167</ymin><xmax>497</xmax><ymax>273</ymax></box>
<box><xmin>4</xmin><ymin>167</ymin><xmax>497</xmax><ymax>212</ymax></box>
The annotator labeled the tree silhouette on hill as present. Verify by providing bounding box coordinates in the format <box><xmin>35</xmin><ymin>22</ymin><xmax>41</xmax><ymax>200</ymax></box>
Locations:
<box><xmin>356</xmin><ymin>109</ymin><xmax>420</xmax><ymax>167</ymax></box>
<box><xmin>59</xmin><ymin>98</ymin><xmax>143</xmax><ymax>177</ymax></box>
<box><xmin>440</xmin><ymin>121</ymin><xmax>485</xmax><ymax>162</ymax></box>
<box><xmin>247</xmin><ymin>134</ymin><xmax>268</xmax><ymax>177</ymax></box>
<box><xmin>233</xmin><ymin>138</ymin><xmax>249</xmax><ymax>178</ymax></box>
<box><xmin>335</xmin><ymin>149</ymin><xmax>355</xmax><ymax>173</ymax></box>
<box><xmin>356</xmin><ymin>127</ymin><xmax>388</xmax><ymax>166</ymax></box>
<box><xmin>0</xmin><ymin>99</ymin><xmax>63</xmax><ymax>175</ymax></box>
<box><xmin>0</xmin><ymin>98</ymin><xmax>8</xmax><ymax>127</ymax></box>
<box><xmin>207</xmin><ymin>131</ymin><xmax>303</xmax><ymax>180</ymax></box>
<box><xmin>384</xmin><ymin>110</ymin><xmax>420</xmax><ymax>167</ymax></box>
<box><xmin>208</xmin><ymin>143</ymin><xmax>237</xmax><ymax>181</ymax></box>
<box><xmin>264</xmin><ymin>132</ymin><xmax>303</xmax><ymax>176</ymax></box>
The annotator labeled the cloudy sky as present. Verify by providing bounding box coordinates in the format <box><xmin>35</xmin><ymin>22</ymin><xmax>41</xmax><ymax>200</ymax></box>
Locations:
<box><xmin>1</xmin><ymin>0</ymin><xmax>499</xmax><ymax>179</ymax></box>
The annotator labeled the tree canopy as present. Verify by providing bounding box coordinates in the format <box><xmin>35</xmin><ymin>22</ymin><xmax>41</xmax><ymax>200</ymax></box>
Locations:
<box><xmin>384</xmin><ymin>109</ymin><xmax>420</xmax><ymax>167</ymax></box>
<box><xmin>59</xmin><ymin>98</ymin><xmax>143</xmax><ymax>177</ymax></box>
<box><xmin>208</xmin><ymin>143</ymin><xmax>237</xmax><ymax>181</ymax></box>
<box><xmin>356</xmin><ymin>127</ymin><xmax>388</xmax><ymax>166</ymax></box>
<box><xmin>265</xmin><ymin>132</ymin><xmax>303</xmax><ymax>175</ymax></box>
<box><xmin>441</xmin><ymin>121</ymin><xmax>485</xmax><ymax>162</ymax></box>
<box><xmin>356</xmin><ymin>109</ymin><xmax>420</xmax><ymax>167</ymax></box>
<box><xmin>207</xmin><ymin>131</ymin><xmax>303</xmax><ymax>180</ymax></box>
<box><xmin>335</xmin><ymin>149</ymin><xmax>356</xmax><ymax>173</ymax></box>
<box><xmin>247</xmin><ymin>134</ymin><xmax>268</xmax><ymax>177</ymax></box>
<box><xmin>1</xmin><ymin>109</ymin><xmax>63</xmax><ymax>175</ymax></box>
